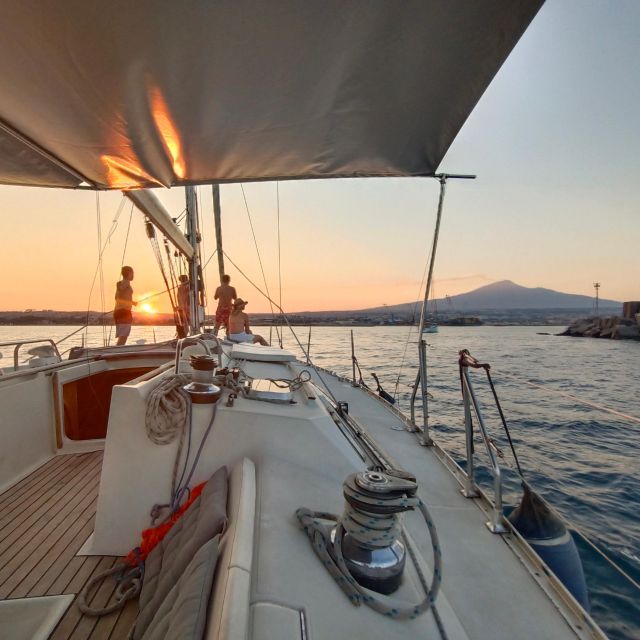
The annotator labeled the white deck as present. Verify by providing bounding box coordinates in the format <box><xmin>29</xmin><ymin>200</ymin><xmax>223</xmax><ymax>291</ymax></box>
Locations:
<box><xmin>0</xmin><ymin>349</ymin><xmax>604</xmax><ymax>639</ymax></box>
<box><xmin>234</xmin><ymin>363</ymin><xmax>589</xmax><ymax>640</ymax></box>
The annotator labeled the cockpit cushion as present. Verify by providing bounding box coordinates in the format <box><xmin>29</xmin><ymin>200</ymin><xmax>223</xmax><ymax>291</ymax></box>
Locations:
<box><xmin>229</xmin><ymin>343</ymin><xmax>296</xmax><ymax>362</ymax></box>
<box><xmin>138</xmin><ymin>536</ymin><xmax>220</xmax><ymax>640</ymax></box>
<box><xmin>133</xmin><ymin>466</ymin><xmax>228</xmax><ymax>639</ymax></box>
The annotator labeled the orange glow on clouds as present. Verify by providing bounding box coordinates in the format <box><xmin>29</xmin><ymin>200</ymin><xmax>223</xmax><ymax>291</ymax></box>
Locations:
<box><xmin>149</xmin><ymin>87</ymin><xmax>186</xmax><ymax>179</ymax></box>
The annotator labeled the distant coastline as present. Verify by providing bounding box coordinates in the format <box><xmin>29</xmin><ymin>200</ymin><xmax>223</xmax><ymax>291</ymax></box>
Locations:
<box><xmin>0</xmin><ymin>309</ymin><xmax>616</xmax><ymax>328</ymax></box>
<box><xmin>3</xmin><ymin>280</ymin><xmax>626</xmax><ymax>329</ymax></box>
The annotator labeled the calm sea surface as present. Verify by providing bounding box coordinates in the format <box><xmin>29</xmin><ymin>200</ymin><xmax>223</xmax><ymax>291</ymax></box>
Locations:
<box><xmin>1</xmin><ymin>324</ymin><xmax>638</xmax><ymax>638</ymax></box>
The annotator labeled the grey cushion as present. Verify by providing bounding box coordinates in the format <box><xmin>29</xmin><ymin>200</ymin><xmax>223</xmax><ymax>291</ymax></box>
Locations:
<box><xmin>134</xmin><ymin>466</ymin><xmax>228</xmax><ymax>640</ymax></box>
<box><xmin>140</xmin><ymin>537</ymin><xmax>220</xmax><ymax>640</ymax></box>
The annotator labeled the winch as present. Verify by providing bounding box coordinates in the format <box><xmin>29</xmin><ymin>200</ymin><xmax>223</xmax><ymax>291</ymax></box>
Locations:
<box><xmin>336</xmin><ymin>469</ymin><xmax>418</xmax><ymax>594</ymax></box>
<box><xmin>296</xmin><ymin>466</ymin><xmax>442</xmax><ymax>620</ymax></box>
<box><xmin>182</xmin><ymin>354</ymin><xmax>221</xmax><ymax>403</ymax></box>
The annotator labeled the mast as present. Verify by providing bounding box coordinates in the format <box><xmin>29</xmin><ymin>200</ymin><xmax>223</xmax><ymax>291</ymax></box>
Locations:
<box><xmin>212</xmin><ymin>184</ymin><xmax>225</xmax><ymax>282</ymax></box>
<box><xmin>185</xmin><ymin>186</ymin><xmax>205</xmax><ymax>334</ymax></box>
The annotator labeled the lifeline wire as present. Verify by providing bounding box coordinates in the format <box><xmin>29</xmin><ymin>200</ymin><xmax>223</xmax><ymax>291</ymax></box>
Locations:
<box><xmin>96</xmin><ymin>193</ymin><xmax>107</xmax><ymax>346</ymax></box>
<box><xmin>120</xmin><ymin>201</ymin><xmax>134</xmax><ymax>267</ymax></box>
<box><xmin>195</xmin><ymin>186</ymin><xmax>209</xmax><ymax>314</ymax></box>
<box><xmin>84</xmin><ymin>195</ymin><xmax>127</xmax><ymax>347</ymax></box>
<box><xmin>460</xmin><ymin>352</ymin><xmax>526</xmax><ymax>479</ymax></box>
<box><xmin>201</xmin><ymin>247</ymin><xmax>218</xmax><ymax>271</ymax></box>
<box><xmin>56</xmin><ymin>284</ymin><xmax>180</xmax><ymax>347</ymax></box>
<box><xmin>462</xmin><ymin>358</ymin><xmax>640</xmax><ymax>596</ymax></box>
<box><xmin>239</xmin><ymin>184</ymin><xmax>282</xmax><ymax>346</ymax></box>
<box><xmin>501</xmin><ymin>373</ymin><xmax>640</xmax><ymax>426</ymax></box>
<box><xmin>393</xmin><ymin>206</ymin><xmax>436</xmax><ymax>401</ymax></box>
<box><xmin>276</xmin><ymin>181</ymin><xmax>283</xmax><ymax>347</ymax></box>
<box><xmin>484</xmin><ymin>367</ymin><xmax>524</xmax><ymax>477</ymax></box>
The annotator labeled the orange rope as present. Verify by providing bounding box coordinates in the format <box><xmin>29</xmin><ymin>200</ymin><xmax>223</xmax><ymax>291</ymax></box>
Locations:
<box><xmin>126</xmin><ymin>482</ymin><xmax>206</xmax><ymax>566</ymax></box>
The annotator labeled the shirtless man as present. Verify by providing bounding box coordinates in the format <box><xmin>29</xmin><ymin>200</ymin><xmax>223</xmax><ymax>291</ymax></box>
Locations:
<box><xmin>113</xmin><ymin>266</ymin><xmax>137</xmax><ymax>346</ymax></box>
<box><xmin>213</xmin><ymin>274</ymin><xmax>237</xmax><ymax>335</ymax></box>
<box><xmin>228</xmin><ymin>299</ymin><xmax>268</xmax><ymax>345</ymax></box>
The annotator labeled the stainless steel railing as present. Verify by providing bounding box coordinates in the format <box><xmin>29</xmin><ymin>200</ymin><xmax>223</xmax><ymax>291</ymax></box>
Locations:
<box><xmin>0</xmin><ymin>338</ymin><xmax>61</xmax><ymax>371</ymax></box>
<box><xmin>459</xmin><ymin>356</ymin><xmax>507</xmax><ymax>534</ymax></box>
<box><xmin>174</xmin><ymin>336</ymin><xmax>216</xmax><ymax>373</ymax></box>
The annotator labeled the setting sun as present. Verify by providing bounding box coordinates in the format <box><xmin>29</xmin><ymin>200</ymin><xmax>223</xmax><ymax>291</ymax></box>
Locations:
<box><xmin>140</xmin><ymin>302</ymin><xmax>156</xmax><ymax>315</ymax></box>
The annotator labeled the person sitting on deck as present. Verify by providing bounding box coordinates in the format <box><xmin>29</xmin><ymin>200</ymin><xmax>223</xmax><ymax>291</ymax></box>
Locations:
<box><xmin>213</xmin><ymin>274</ymin><xmax>237</xmax><ymax>336</ymax></box>
<box><xmin>228</xmin><ymin>299</ymin><xmax>268</xmax><ymax>345</ymax></box>
<box><xmin>113</xmin><ymin>266</ymin><xmax>137</xmax><ymax>346</ymax></box>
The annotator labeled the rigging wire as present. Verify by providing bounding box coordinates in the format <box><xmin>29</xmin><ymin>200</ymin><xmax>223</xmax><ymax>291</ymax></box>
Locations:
<box><xmin>442</xmin><ymin>350</ymin><xmax>640</xmax><ymax>605</ymax></box>
<box><xmin>460</xmin><ymin>363</ymin><xmax>640</xmax><ymax>595</ymax></box>
<box><xmin>239</xmin><ymin>184</ymin><xmax>282</xmax><ymax>346</ymax></box>
<box><xmin>96</xmin><ymin>193</ymin><xmax>107</xmax><ymax>346</ymax></box>
<box><xmin>196</xmin><ymin>186</ymin><xmax>209</xmax><ymax>317</ymax></box>
<box><xmin>120</xmin><ymin>201</ymin><xmax>134</xmax><ymax>267</ymax></box>
<box><xmin>573</xmin><ymin>530</ymin><xmax>640</xmax><ymax>592</ymax></box>
<box><xmin>163</xmin><ymin>238</ymin><xmax>180</xmax><ymax>300</ymax></box>
<box><xmin>146</xmin><ymin>220</ymin><xmax>184</xmax><ymax>336</ymax></box>
<box><xmin>276</xmin><ymin>181</ymin><xmax>283</xmax><ymax>347</ymax></box>
<box><xmin>109</xmin><ymin>200</ymin><xmax>134</xmax><ymax>347</ymax></box>
<box><xmin>500</xmin><ymin>373</ymin><xmax>640</xmax><ymax>426</ymax></box>
<box><xmin>202</xmin><ymin>247</ymin><xmax>218</xmax><ymax>271</ymax></box>
<box><xmin>393</xmin><ymin>236</ymin><xmax>434</xmax><ymax>401</ymax></box>
<box><xmin>56</xmin><ymin>283</ymin><xmax>181</xmax><ymax>348</ymax></box>
<box><xmin>84</xmin><ymin>195</ymin><xmax>127</xmax><ymax>348</ymax></box>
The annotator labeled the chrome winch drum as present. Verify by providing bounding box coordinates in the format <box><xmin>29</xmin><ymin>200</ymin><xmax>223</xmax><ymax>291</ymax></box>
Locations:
<box><xmin>183</xmin><ymin>354</ymin><xmax>221</xmax><ymax>403</ymax></box>
<box><xmin>333</xmin><ymin>469</ymin><xmax>418</xmax><ymax>594</ymax></box>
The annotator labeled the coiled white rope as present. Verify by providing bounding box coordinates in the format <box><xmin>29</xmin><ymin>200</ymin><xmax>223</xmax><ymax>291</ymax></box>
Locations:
<box><xmin>145</xmin><ymin>374</ymin><xmax>191</xmax><ymax>501</ymax></box>
<box><xmin>145</xmin><ymin>375</ymin><xmax>191</xmax><ymax>444</ymax></box>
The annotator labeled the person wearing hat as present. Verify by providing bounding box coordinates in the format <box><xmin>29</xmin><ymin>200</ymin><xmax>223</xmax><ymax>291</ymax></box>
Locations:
<box><xmin>228</xmin><ymin>299</ymin><xmax>268</xmax><ymax>345</ymax></box>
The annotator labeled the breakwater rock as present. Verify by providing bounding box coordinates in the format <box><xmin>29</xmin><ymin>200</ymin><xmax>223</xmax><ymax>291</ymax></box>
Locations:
<box><xmin>561</xmin><ymin>316</ymin><xmax>640</xmax><ymax>340</ymax></box>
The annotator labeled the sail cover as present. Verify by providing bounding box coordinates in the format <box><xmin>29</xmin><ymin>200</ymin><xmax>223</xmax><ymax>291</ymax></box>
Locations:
<box><xmin>0</xmin><ymin>1</ymin><xmax>542</xmax><ymax>190</ymax></box>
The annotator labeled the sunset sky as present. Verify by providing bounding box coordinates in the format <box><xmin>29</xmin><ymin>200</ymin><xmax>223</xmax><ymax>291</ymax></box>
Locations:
<box><xmin>0</xmin><ymin>0</ymin><xmax>638</xmax><ymax>315</ymax></box>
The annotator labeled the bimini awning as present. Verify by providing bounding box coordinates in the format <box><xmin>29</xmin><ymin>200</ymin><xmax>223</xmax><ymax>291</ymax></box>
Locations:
<box><xmin>0</xmin><ymin>1</ymin><xmax>542</xmax><ymax>190</ymax></box>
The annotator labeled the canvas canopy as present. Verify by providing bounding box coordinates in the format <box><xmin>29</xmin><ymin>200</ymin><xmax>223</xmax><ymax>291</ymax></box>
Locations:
<box><xmin>0</xmin><ymin>1</ymin><xmax>542</xmax><ymax>190</ymax></box>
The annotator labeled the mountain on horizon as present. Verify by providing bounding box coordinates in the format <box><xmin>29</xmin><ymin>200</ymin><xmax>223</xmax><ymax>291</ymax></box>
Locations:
<box><xmin>355</xmin><ymin>280</ymin><xmax>621</xmax><ymax>314</ymax></box>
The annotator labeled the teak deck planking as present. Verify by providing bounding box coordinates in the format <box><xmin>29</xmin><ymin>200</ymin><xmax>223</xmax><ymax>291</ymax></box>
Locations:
<box><xmin>0</xmin><ymin>451</ymin><xmax>138</xmax><ymax>640</ymax></box>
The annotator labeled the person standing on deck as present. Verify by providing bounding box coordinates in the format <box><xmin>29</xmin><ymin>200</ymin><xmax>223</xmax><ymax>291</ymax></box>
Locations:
<box><xmin>228</xmin><ymin>299</ymin><xmax>268</xmax><ymax>345</ymax></box>
<box><xmin>213</xmin><ymin>274</ymin><xmax>237</xmax><ymax>335</ymax></box>
<box><xmin>113</xmin><ymin>266</ymin><xmax>137</xmax><ymax>345</ymax></box>
<box><xmin>177</xmin><ymin>274</ymin><xmax>191</xmax><ymax>334</ymax></box>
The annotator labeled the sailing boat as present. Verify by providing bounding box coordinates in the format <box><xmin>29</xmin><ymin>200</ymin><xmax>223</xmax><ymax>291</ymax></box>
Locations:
<box><xmin>0</xmin><ymin>3</ymin><xmax>619</xmax><ymax>639</ymax></box>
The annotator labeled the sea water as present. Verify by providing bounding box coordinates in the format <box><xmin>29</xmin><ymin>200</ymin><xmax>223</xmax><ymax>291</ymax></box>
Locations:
<box><xmin>1</xmin><ymin>324</ymin><xmax>638</xmax><ymax>639</ymax></box>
